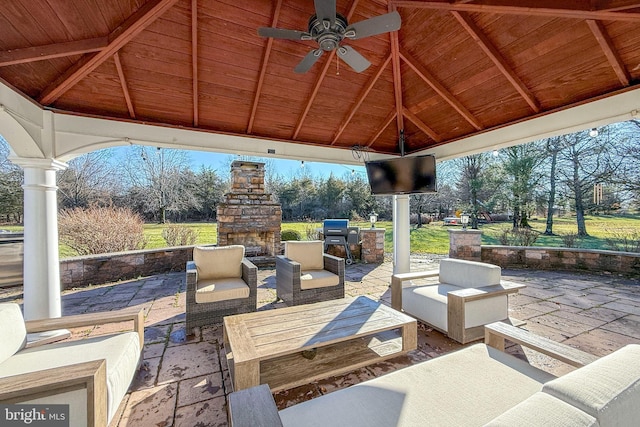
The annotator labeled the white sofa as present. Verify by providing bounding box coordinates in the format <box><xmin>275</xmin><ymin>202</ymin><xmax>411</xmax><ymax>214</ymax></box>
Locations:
<box><xmin>0</xmin><ymin>303</ymin><xmax>143</xmax><ymax>427</ymax></box>
<box><xmin>228</xmin><ymin>322</ymin><xmax>640</xmax><ymax>427</ymax></box>
<box><xmin>391</xmin><ymin>258</ymin><xmax>524</xmax><ymax>343</ymax></box>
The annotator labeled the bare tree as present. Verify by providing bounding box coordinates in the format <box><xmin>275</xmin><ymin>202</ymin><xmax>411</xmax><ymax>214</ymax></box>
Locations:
<box><xmin>58</xmin><ymin>150</ymin><xmax>118</xmax><ymax>209</ymax></box>
<box><xmin>542</xmin><ymin>136</ymin><xmax>564</xmax><ymax>235</ymax></box>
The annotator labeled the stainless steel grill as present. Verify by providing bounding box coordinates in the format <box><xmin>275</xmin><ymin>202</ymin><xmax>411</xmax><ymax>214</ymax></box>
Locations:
<box><xmin>322</xmin><ymin>219</ymin><xmax>359</xmax><ymax>265</ymax></box>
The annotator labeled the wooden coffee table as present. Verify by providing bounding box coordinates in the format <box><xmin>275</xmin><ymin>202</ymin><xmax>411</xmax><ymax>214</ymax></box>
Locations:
<box><xmin>223</xmin><ymin>296</ymin><xmax>417</xmax><ymax>392</ymax></box>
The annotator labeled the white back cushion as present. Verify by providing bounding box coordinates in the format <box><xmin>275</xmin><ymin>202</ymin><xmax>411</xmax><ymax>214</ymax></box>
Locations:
<box><xmin>284</xmin><ymin>241</ymin><xmax>324</xmax><ymax>270</ymax></box>
<box><xmin>193</xmin><ymin>245</ymin><xmax>244</xmax><ymax>280</ymax></box>
<box><xmin>439</xmin><ymin>258</ymin><xmax>501</xmax><ymax>288</ymax></box>
<box><xmin>542</xmin><ymin>344</ymin><xmax>640</xmax><ymax>427</ymax></box>
<box><xmin>0</xmin><ymin>303</ymin><xmax>26</xmax><ymax>364</ymax></box>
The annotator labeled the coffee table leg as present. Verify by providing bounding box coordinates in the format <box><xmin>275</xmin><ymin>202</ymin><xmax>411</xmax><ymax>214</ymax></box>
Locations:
<box><xmin>402</xmin><ymin>321</ymin><xmax>417</xmax><ymax>352</ymax></box>
<box><xmin>234</xmin><ymin>360</ymin><xmax>260</xmax><ymax>392</ymax></box>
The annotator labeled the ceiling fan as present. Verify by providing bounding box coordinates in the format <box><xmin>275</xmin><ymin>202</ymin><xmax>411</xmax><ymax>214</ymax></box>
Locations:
<box><xmin>258</xmin><ymin>0</ymin><xmax>401</xmax><ymax>74</ymax></box>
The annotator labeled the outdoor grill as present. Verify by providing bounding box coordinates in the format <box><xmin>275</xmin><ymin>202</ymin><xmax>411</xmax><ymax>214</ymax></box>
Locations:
<box><xmin>322</xmin><ymin>219</ymin><xmax>359</xmax><ymax>265</ymax></box>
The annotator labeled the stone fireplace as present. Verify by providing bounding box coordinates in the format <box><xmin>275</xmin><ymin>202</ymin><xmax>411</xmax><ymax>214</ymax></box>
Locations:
<box><xmin>217</xmin><ymin>161</ymin><xmax>282</xmax><ymax>258</ymax></box>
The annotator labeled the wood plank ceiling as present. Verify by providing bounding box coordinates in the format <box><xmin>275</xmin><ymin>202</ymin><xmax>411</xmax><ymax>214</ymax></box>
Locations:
<box><xmin>1</xmin><ymin>0</ymin><xmax>639</xmax><ymax>156</ymax></box>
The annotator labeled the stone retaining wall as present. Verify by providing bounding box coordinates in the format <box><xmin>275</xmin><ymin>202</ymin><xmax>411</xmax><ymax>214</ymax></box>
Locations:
<box><xmin>482</xmin><ymin>245</ymin><xmax>640</xmax><ymax>277</ymax></box>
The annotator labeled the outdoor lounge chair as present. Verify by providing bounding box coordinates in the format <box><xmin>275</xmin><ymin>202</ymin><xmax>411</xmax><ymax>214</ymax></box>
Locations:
<box><xmin>391</xmin><ymin>258</ymin><xmax>525</xmax><ymax>343</ymax></box>
<box><xmin>229</xmin><ymin>322</ymin><xmax>640</xmax><ymax>427</ymax></box>
<box><xmin>0</xmin><ymin>303</ymin><xmax>144</xmax><ymax>427</ymax></box>
<box><xmin>276</xmin><ymin>240</ymin><xmax>345</xmax><ymax>306</ymax></box>
<box><xmin>186</xmin><ymin>245</ymin><xmax>258</xmax><ymax>333</ymax></box>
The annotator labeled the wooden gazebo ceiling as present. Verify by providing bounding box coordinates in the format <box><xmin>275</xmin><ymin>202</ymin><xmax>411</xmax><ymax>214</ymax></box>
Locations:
<box><xmin>1</xmin><ymin>0</ymin><xmax>639</xmax><ymax>156</ymax></box>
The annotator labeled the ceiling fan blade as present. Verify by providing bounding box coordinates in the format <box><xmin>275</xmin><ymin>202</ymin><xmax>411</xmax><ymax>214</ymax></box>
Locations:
<box><xmin>294</xmin><ymin>49</ymin><xmax>324</xmax><ymax>73</ymax></box>
<box><xmin>337</xmin><ymin>45</ymin><xmax>371</xmax><ymax>73</ymax></box>
<box><xmin>314</xmin><ymin>0</ymin><xmax>336</xmax><ymax>29</ymax></box>
<box><xmin>258</xmin><ymin>27</ymin><xmax>310</xmax><ymax>41</ymax></box>
<box><xmin>343</xmin><ymin>11</ymin><xmax>401</xmax><ymax>40</ymax></box>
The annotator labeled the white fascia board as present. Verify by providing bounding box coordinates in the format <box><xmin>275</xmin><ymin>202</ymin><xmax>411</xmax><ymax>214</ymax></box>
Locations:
<box><xmin>52</xmin><ymin>112</ymin><xmax>389</xmax><ymax>165</ymax></box>
<box><xmin>416</xmin><ymin>87</ymin><xmax>640</xmax><ymax>162</ymax></box>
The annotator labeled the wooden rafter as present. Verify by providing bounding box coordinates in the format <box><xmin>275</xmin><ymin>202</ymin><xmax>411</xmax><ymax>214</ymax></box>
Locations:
<box><xmin>367</xmin><ymin>110</ymin><xmax>397</xmax><ymax>147</ymax></box>
<box><xmin>331</xmin><ymin>54</ymin><xmax>392</xmax><ymax>144</ymax></box>
<box><xmin>249</xmin><ymin>0</ymin><xmax>283</xmax><ymax>134</ymax></box>
<box><xmin>391</xmin><ymin>1</ymin><xmax>640</xmax><ymax>21</ymax></box>
<box><xmin>113</xmin><ymin>52</ymin><xmax>135</xmax><ymax>118</ymax></box>
<box><xmin>192</xmin><ymin>0</ymin><xmax>199</xmax><ymax>127</ymax></box>
<box><xmin>292</xmin><ymin>0</ymin><xmax>360</xmax><ymax>140</ymax></box>
<box><xmin>389</xmin><ymin>3</ymin><xmax>405</xmax><ymax>139</ymax></box>
<box><xmin>0</xmin><ymin>37</ymin><xmax>107</xmax><ymax>67</ymax></box>
<box><xmin>452</xmin><ymin>11</ymin><xmax>540</xmax><ymax>113</ymax></box>
<box><xmin>39</xmin><ymin>0</ymin><xmax>180</xmax><ymax>105</ymax></box>
<box><xmin>403</xmin><ymin>108</ymin><xmax>441</xmax><ymax>142</ymax></box>
<box><xmin>586</xmin><ymin>19</ymin><xmax>631</xmax><ymax>86</ymax></box>
<box><xmin>400</xmin><ymin>49</ymin><xmax>482</xmax><ymax>130</ymax></box>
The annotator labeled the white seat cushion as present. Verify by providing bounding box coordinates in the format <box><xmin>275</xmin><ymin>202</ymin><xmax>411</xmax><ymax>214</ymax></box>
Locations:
<box><xmin>300</xmin><ymin>270</ymin><xmax>340</xmax><ymax>290</ymax></box>
<box><xmin>402</xmin><ymin>284</ymin><xmax>461</xmax><ymax>331</ymax></box>
<box><xmin>195</xmin><ymin>278</ymin><xmax>250</xmax><ymax>303</ymax></box>
<box><xmin>279</xmin><ymin>344</ymin><xmax>555</xmax><ymax>427</ymax></box>
<box><xmin>485</xmin><ymin>392</ymin><xmax>600</xmax><ymax>426</ymax></box>
<box><xmin>193</xmin><ymin>245</ymin><xmax>244</xmax><ymax>280</ymax></box>
<box><xmin>542</xmin><ymin>344</ymin><xmax>640</xmax><ymax>427</ymax></box>
<box><xmin>0</xmin><ymin>332</ymin><xmax>141</xmax><ymax>423</ymax></box>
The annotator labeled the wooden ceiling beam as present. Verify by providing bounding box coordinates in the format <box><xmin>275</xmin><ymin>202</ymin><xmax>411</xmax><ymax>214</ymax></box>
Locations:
<box><xmin>39</xmin><ymin>0</ymin><xmax>180</xmax><ymax>105</ymax></box>
<box><xmin>331</xmin><ymin>55</ymin><xmax>392</xmax><ymax>145</ymax></box>
<box><xmin>392</xmin><ymin>1</ymin><xmax>640</xmax><ymax>21</ymax></box>
<box><xmin>0</xmin><ymin>37</ymin><xmax>108</xmax><ymax>67</ymax></box>
<box><xmin>113</xmin><ymin>52</ymin><xmax>135</xmax><ymax>119</ymax></box>
<box><xmin>293</xmin><ymin>0</ymin><xmax>361</xmax><ymax>140</ymax></box>
<box><xmin>597</xmin><ymin>0</ymin><xmax>640</xmax><ymax>11</ymax></box>
<box><xmin>400</xmin><ymin>49</ymin><xmax>483</xmax><ymax>130</ymax></box>
<box><xmin>389</xmin><ymin>3</ymin><xmax>405</xmax><ymax>142</ymax></box>
<box><xmin>452</xmin><ymin>11</ymin><xmax>540</xmax><ymax>113</ymax></box>
<box><xmin>586</xmin><ymin>19</ymin><xmax>631</xmax><ymax>86</ymax></box>
<box><xmin>249</xmin><ymin>0</ymin><xmax>283</xmax><ymax>134</ymax></box>
<box><xmin>403</xmin><ymin>108</ymin><xmax>441</xmax><ymax>142</ymax></box>
<box><xmin>367</xmin><ymin>110</ymin><xmax>397</xmax><ymax>147</ymax></box>
<box><xmin>192</xmin><ymin>0</ymin><xmax>199</xmax><ymax>127</ymax></box>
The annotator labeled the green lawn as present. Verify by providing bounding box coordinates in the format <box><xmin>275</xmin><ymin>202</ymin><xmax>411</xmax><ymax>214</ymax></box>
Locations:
<box><xmin>4</xmin><ymin>214</ymin><xmax>639</xmax><ymax>258</ymax></box>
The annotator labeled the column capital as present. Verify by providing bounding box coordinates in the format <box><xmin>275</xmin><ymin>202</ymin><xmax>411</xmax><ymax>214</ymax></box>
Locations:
<box><xmin>9</xmin><ymin>156</ymin><xmax>68</xmax><ymax>171</ymax></box>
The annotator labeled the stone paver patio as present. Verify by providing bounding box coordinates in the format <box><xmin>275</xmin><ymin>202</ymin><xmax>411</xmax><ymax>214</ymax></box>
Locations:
<box><xmin>2</xmin><ymin>256</ymin><xmax>639</xmax><ymax>426</ymax></box>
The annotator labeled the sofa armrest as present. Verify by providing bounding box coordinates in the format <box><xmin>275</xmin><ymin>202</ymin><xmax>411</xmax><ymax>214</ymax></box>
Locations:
<box><xmin>241</xmin><ymin>258</ymin><xmax>258</xmax><ymax>291</ymax></box>
<box><xmin>447</xmin><ymin>281</ymin><xmax>525</xmax><ymax>302</ymax></box>
<box><xmin>25</xmin><ymin>307</ymin><xmax>145</xmax><ymax>349</ymax></box>
<box><xmin>485</xmin><ymin>322</ymin><xmax>599</xmax><ymax>368</ymax></box>
<box><xmin>391</xmin><ymin>270</ymin><xmax>439</xmax><ymax>310</ymax></box>
<box><xmin>0</xmin><ymin>359</ymin><xmax>108</xmax><ymax>427</ymax></box>
<box><xmin>228</xmin><ymin>384</ymin><xmax>283</xmax><ymax>427</ymax></box>
<box><xmin>322</xmin><ymin>253</ymin><xmax>344</xmax><ymax>277</ymax></box>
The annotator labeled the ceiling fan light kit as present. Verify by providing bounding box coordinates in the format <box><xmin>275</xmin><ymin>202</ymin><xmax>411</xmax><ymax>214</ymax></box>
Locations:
<box><xmin>258</xmin><ymin>0</ymin><xmax>401</xmax><ymax>74</ymax></box>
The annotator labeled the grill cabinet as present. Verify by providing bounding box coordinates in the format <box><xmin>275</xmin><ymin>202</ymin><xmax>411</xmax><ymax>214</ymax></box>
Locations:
<box><xmin>322</xmin><ymin>219</ymin><xmax>359</xmax><ymax>265</ymax></box>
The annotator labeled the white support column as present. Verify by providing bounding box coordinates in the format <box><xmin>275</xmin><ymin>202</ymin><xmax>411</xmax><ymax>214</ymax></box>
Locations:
<box><xmin>10</xmin><ymin>157</ymin><xmax>67</xmax><ymax>320</ymax></box>
<box><xmin>393</xmin><ymin>194</ymin><xmax>411</xmax><ymax>274</ymax></box>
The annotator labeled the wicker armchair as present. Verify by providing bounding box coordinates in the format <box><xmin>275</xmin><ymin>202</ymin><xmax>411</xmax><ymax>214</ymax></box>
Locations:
<box><xmin>186</xmin><ymin>245</ymin><xmax>258</xmax><ymax>333</ymax></box>
<box><xmin>276</xmin><ymin>240</ymin><xmax>345</xmax><ymax>306</ymax></box>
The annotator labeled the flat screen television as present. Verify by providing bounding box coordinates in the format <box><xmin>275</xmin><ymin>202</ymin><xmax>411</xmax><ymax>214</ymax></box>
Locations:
<box><xmin>365</xmin><ymin>155</ymin><xmax>437</xmax><ymax>195</ymax></box>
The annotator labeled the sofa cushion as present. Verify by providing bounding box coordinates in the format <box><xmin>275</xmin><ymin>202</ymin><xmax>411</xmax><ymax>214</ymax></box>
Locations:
<box><xmin>279</xmin><ymin>344</ymin><xmax>555</xmax><ymax>427</ymax></box>
<box><xmin>542</xmin><ymin>344</ymin><xmax>640</xmax><ymax>427</ymax></box>
<box><xmin>439</xmin><ymin>258</ymin><xmax>501</xmax><ymax>288</ymax></box>
<box><xmin>284</xmin><ymin>241</ymin><xmax>324</xmax><ymax>270</ymax></box>
<box><xmin>193</xmin><ymin>245</ymin><xmax>244</xmax><ymax>280</ymax></box>
<box><xmin>402</xmin><ymin>283</ymin><xmax>461</xmax><ymax>331</ymax></box>
<box><xmin>300</xmin><ymin>270</ymin><xmax>340</xmax><ymax>290</ymax></box>
<box><xmin>195</xmin><ymin>278</ymin><xmax>250</xmax><ymax>303</ymax></box>
<box><xmin>0</xmin><ymin>332</ymin><xmax>141</xmax><ymax>423</ymax></box>
<box><xmin>485</xmin><ymin>392</ymin><xmax>600</xmax><ymax>426</ymax></box>
<box><xmin>0</xmin><ymin>303</ymin><xmax>26</xmax><ymax>364</ymax></box>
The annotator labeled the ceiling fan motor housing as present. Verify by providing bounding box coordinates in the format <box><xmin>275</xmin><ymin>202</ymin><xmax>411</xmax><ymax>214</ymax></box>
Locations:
<box><xmin>308</xmin><ymin>13</ymin><xmax>348</xmax><ymax>51</ymax></box>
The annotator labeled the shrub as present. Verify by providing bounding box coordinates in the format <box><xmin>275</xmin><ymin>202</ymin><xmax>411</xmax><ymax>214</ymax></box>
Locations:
<box><xmin>162</xmin><ymin>224</ymin><xmax>199</xmax><ymax>246</ymax></box>
<box><xmin>561</xmin><ymin>233</ymin><xmax>581</xmax><ymax>248</ymax></box>
<box><xmin>59</xmin><ymin>206</ymin><xmax>147</xmax><ymax>255</ymax></box>
<box><xmin>496</xmin><ymin>227</ymin><xmax>539</xmax><ymax>246</ymax></box>
<box><xmin>604</xmin><ymin>229</ymin><xmax>640</xmax><ymax>253</ymax></box>
<box><xmin>410</xmin><ymin>214</ymin><xmax>432</xmax><ymax>225</ymax></box>
<box><xmin>281</xmin><ymin>229</ymin><xmax>302</xmax><ymax>241</ymax></box>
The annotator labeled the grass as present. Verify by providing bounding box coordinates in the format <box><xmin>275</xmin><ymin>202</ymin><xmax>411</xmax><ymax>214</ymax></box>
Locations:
<box><xmin>3</xmin><ymin>215</ymin><xmax>639</xmax><ymax>258</ymax></box>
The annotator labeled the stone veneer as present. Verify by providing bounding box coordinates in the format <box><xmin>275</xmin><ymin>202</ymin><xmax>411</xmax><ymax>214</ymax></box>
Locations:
<box><xmin>448</xmin><ymin>229</ymin><xmax>482</xmax><ymax>261</ymax></box>
<box><xmin>217</xmin><ymin>161</ymin><xmax>282</xmax><ymax>257</ymax></box>
<box><xmin>360</xmin><ymin>228</ymin><xmax>385</xmax><ymax>263</ymax></box>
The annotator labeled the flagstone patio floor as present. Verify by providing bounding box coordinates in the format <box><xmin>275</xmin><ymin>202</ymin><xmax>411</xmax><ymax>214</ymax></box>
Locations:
<box><xmin>2</xmin><ymin>256</ymin><xmax>639</xmax><ymax>426</ymax></box>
